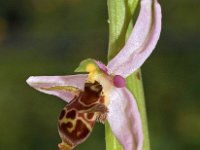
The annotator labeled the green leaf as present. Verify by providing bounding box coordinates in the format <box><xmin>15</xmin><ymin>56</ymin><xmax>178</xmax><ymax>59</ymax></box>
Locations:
<box><xmin>107</xmin><ymin>0</ymin><xmax>139</xmax><ymax>60</ymax></box>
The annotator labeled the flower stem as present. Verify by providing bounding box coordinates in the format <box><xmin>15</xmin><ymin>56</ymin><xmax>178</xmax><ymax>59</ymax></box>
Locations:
<box><xmin>106</xmin><ymin>0</ymin><xmax>150</xmax><ymax>150</ymax></box>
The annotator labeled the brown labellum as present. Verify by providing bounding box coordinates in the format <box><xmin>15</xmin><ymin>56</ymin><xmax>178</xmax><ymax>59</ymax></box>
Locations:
<box><xmin>58</xmin><ymin>81</ymin><xmax>108</xmax><ymax>150</ymax></box>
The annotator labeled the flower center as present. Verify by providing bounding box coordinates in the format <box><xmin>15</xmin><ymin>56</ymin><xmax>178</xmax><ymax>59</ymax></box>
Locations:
<box><xmin>86</xmin><ymin>63</ymin><xmax>98</xmax><ymax>83</ymax></box>
<box><xmin>86</xmin><ymin>63</ymin><xmax>97</xmax><ymax>73</ymax></box>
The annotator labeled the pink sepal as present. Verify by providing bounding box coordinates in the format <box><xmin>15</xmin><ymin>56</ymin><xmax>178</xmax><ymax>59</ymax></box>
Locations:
<box><xmin>107</xmin><ymin>0</ymin><xmax>162</xmax><ymax>78</ymax></box>
<box><xmin>26</xmin><ymin>74</ymin><xmax>87</xmax><ymax>102</ymax></box>
<box><xmin>107</xmin><ymin>87</ymin><xmax>143</xmax><ymax>150</ymax></box>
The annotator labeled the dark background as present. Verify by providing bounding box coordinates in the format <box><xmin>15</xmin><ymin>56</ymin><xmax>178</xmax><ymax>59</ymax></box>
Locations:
<box><xmin>0</xmin><ymin>0</ymin><xmax>199</xmax><ymax>149</ymax></box>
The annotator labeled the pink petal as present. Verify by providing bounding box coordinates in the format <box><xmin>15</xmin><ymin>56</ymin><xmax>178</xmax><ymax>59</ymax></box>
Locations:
<box><xmin>107</xmin><ymin>0</ymin><xmax>162</xmax><ymax>78</ymax></box>
<box><xmin>107</xmin><ymin>87</ymin><xmax>143</xmax><ymax>150</ymax></box>
<box><xmin>26</xmin><ymin>74</ymin><xmax>87</xmax><ymax>102</ymax></box>
<box><xmin>95</xmin><ymin>60</ymin><xmax>108</xmax><ymax>73</ymax></box>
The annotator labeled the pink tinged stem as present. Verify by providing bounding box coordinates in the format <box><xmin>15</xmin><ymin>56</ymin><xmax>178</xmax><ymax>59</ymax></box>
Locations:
<box><xmin>26</xmin><ymin>74</ymin><xmax>87</xmax><ymax>102</ymax></box>
<box><xmin>107</xmin><ymin>87</ymin><xmax>143</xmax><ymax>150</ymax></box>
<box><xmin>107</xmin><ymin>0</ymin><xmax>162</xmax><ymax>78</ymax></box>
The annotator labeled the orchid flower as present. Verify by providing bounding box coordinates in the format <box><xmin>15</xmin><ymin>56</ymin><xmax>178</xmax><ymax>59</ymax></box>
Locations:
<box><xmin>26</xmin><ymin>0</ymin><xmax>161</xmax><ymax>150</ymax></box>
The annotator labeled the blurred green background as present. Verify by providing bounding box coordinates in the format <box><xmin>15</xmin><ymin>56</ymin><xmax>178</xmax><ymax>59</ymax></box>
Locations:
<box><xmin>0</xmin><ymin>0</ymin><xmax>199</xmax><ymax>150</ymax></box>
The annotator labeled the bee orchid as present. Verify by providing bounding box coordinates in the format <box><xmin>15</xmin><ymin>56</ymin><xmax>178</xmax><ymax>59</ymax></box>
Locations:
<box><xmin>26</xmin><ymin>0</ymin><xmax>161</xmax><ymax>150</ymax></box>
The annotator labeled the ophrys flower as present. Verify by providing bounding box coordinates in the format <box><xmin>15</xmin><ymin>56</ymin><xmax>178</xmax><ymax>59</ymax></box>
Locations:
<box><xmin>26</xmin><ymin>0</ymin><xmax>161</xmax><ymax>149</ymax></box>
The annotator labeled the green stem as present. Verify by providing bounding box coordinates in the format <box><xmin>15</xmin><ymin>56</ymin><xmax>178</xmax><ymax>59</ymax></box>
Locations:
<box><xmin>105</xmin><ymin>0</ymin><xmax>150</xmax><ymax>150</ymax></box>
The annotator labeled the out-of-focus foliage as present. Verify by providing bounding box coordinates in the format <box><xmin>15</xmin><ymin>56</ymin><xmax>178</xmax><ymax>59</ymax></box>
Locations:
<box><xmin>0</xmin><ymin>0</ymin><xmax>199</xmax><ymax>150</ymax></box>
